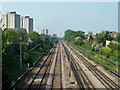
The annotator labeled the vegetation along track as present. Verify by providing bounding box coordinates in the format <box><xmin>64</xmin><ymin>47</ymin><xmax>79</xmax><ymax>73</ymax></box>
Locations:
<box><xmin>64</xmin><ymin>41</ymin><xmax>119</xmax><ymax>89</ymax></box>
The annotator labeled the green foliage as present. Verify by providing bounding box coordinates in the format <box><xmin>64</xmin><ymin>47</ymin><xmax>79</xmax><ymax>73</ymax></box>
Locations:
<box><xmin>23</xmin><ymin>52</ymin><xmax>32</xmax><ymax>64</ymax></box>
<box><xmin>99</xmin><ymin>47</ymin><xmax>112</xmax><ymax>58</ymax></box>
<box><xmin>95</xmin><ymin>31</ymin><xmax>106</xmax><ymax>45</ymax></box>
<box><xmin>89</xmin><ymin>35</ymin><xmax>93</xmax><ymax>41</ymax></box>
<box><xmin>114</xmin><ymin>33</ymin><xmax>120</xmax><ymax>42</ymax></box>
<box><xmin>105</xmin><ymin>32</ymin><xmax>113</xmax><ymax>41</ymax></box>
<box><xmin>64</xmin><ymin>29</ymin><xmax>85</xmax><ymax>43</ymax></box>
<box><xmin>23</xmin><ymin>44</ymin><xmax>29</xmax><ymax>52</ymax></box>
<box><xmin>5</xmin><ymin>29</ymin><xmax>18</xmax><ymax>44</ymax></box>
<box><xmin>75</xmin><ymin>39</ymin><xmax>84</xmax><ymax>46</ymax></box>
<box><xmin>88</xmin><ymin>31</ymin><xmax>93</xmax><ymax>36</ymax></box>
<box><xmin>39</xmin><ymin>47</ymin><xmax>44</xmax><ymax>52</ymax></box>
<box><xmin>107</xmin><ymin>42</ymin><xmax>119</xmax><ymax>51</ymax></box>
<box><xmin>17</xmin><ymin>29</ymin><xmax>28</xmax><ymax>43</ymax></box>
<box><xmin>28</xmin><ymin>31</ymin><xmax>42</xmax><ymax>45</ymax></box>
<box><xmin>2</xmin><ymin>29</ymin><xmax>58</xmax><ymax>89</ymax></box>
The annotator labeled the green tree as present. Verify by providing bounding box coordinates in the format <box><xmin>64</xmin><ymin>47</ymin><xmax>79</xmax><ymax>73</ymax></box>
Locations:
<box><xmin>28</xmin><ymin>31</ymin><xmax>42</xmax><ymax>45</ymax></box>
<box><xmin>17</xmin><ymin>29</ymin><xmax>28</xmax><ymax>43</ymax></box>
<box><xmin>64</xmin><ymin>29</ymin><xmax>85</xmax><ymax>43</ymax></box>
<box><xmin>88</xmin><ymin>31</ymin><xmax>93</xmax><ymax>36</ymax></box>
<box><xmin>107</xmin><ymin>42</ymin><xmax>119</xmax><ymax>51</ymax></box>
<box><xmin>5</xmin><ymin>29</ymin><xmax>18</xmax><ymax>44</ymax></box>
<box><xmin>114</xmin><ymin>33</ymin><xmax>120</xmax><ymax>42</ymax></box>
<box><xmin>89</xmin><ymin>35</ymin><xmax>93</xmax><ymax>41</ymax></box>
<box><xmin>95</xmin><ymin>31</ymin><xmax>106</xmax><ymax>46</ymax></box>
<box><xmin>23</xmin><ymin>52</ymin><xmax>32</xmax><ymax>64</ymax></box>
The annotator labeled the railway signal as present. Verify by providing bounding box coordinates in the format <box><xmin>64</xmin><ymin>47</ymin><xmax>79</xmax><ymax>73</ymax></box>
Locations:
<box><xmin>38</xmin><ymin>53</ymin><xmax>40</xmax><ymax>55</ymax></box>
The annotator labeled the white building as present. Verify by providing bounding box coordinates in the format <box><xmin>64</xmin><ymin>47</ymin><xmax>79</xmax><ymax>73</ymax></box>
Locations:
<box><xmin>2</xmin><ymin>11</ymin><xmax>33</xmax><ymax>33</ymax></box>
<box><xmin>41</xmin><ymin>29</ymin><xmax>48</xmax><ymax>35</ymax></box>
<box><xmin>53</xmin><ymin>34</ymin><xmax>57</xmax><ymax>37</ymax></box>
<box><xmin>20</xmin><ymin>16</ymin><xmax>33</xmax><ymax>33</ymax></box>
<box><xmin>2</xmin><ymin>12</ymin><xmax>20</xmax><ymax>30</ymax></box>
<box><xmin>2</xmin><ymin>14</ymin><xmax>8</xmax><ymax>30</ymax></box>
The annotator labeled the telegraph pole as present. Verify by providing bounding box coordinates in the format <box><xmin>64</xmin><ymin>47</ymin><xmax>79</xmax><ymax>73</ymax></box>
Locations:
<box><xmin>20</xmin><ymin>38</ymin><xmax>22</xmax><ymax>72</ymax></box>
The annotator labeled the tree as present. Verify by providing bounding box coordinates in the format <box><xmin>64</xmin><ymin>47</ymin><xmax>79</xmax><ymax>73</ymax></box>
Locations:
<box><xmin>78</xmin><ymin>39</ymin><xmax>84</xmax><ymax>46</ymax></box>
<box><xmin>95</xmin><ymin>32</ymin><xmax>106</xmax><ymax>46</ymax></box>
<box><xmin>89</xmin><ymin>35</ymin><xmax>93</xmax><ymax>41</ymax></box>
<box><xmin>88</xmin><ymin>31</ymin><xmax>93</xmax><ymax>36</ymax></box>
<box><xmin>28</xmin><ymin>31</ymin><xmax>42</xmax><ymax>45</ymax></box>
<box><xmin>17</xmin><ymin>29</ymin><xmax>28</xmax><ymax>43</ymax></box>
<box><xmin>23</xmin><ymin>52</ymin><xmax>32</xmax><ymax>64</ymax></box>
<box><xmin>64</xmin><ymin>29</ymin><xmax>85</xmax><ymax>43</ymax></box>
<box><xmin>105</xmin><ymin>32</ymin><xmax>113</xmax><ymax>41</ymax></box>
<box><xmin>114</xmin><ymin>33</ymin><xmax>120</xmax><ymax>42</ymax></box>
<box><xmin>5</xmin><ymin>29</ymin><xmax>18</xmax><ymax>44</ymax></box>
<box><xmin>107</xmin><ymin>42</ymin><xmax>119</xmax><ymax>51</ymax></box>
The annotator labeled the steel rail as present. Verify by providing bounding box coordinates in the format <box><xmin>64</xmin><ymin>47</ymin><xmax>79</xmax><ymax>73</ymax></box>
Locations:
<box><xmin>51</xmin><ymin>43</ymin><xmax>59</xmax><ymax>90</ymax></box>
<box><xmin>26</xmin><ymin>46</ymin><xmax>55</xmax><ymax>89</ymax></box>
<box><xmin>62</xmin><ymin>41</ymin><xmax>96</xmax><ymax>89</ymax></box>
<box><xmin>69</xmin><ymin>43</ymin><xmax>119</xmax><ymax>89</ymax></box>
<box><xmin>60</xmin><ymin>42</ymin><xmax>63</xmax><ymax>89</ymax></box>
<box><xmin>62</xmin><ymin>42</ymin><xmax>86</xmax><ymax>88</ymax></box>
<box><xmin>74</xmin><ymin>56</ymin><xmax>95</xmax><ymax>89</ymax></box>
<box><xmin>37</xmin><ymin>48</ymin><xmax>55</xmax><ymax>89</ymax></box>
<box><xmin>71</xmin><ymin>43</ymin><xmax>120</xmax><ymax>77</ymax></box>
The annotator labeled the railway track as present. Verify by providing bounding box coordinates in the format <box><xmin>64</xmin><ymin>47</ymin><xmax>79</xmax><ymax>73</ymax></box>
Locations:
<box><xmin>25</xmin><ymin>46</ymin><xmax>56</xmax><ymax>89</ymax></box>
<box><xmin>17</xmin><ymin>43</ymin><xmax>58</xmax><ymax>89</ymax></box>
<box><xmin>21</xmin><ymin>42</ymin><xmax>63</xmax><ymax>89</ymax></box>
<box><xmin>61</xmin><ymin>41</ymin><xmax>95</xmax><ymax>89</ymax></box>
<box><xmin>53</xmin><ymin>43</ymin><xmax>63</xmax><ymax>88</ymax></box>
<box><xmin>63</xmin><ymin>41</ymin><xmax>119</xmax><ymax>89</ymax></box>
<box><xmin>72</xmin><ymin>43</ymin><xmax>120</xmax><ymax>77</ymax></box>
<box><xmin>46</xmin><ymin>42</ymin><xmax>62</xmax><ymax>89</ymax></box>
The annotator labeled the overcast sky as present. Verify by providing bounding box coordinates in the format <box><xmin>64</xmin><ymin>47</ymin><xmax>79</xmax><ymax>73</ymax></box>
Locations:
<box><xmin>1</xmin><ymin>2</ymin><xmax>118</xmax><ymax>37</ymax></box>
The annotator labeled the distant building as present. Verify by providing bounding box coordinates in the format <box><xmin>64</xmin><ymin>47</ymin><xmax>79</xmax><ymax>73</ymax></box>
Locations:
<box><xmin>48</xmin><ymin>34</ymin><xmax>52</xmax><ymax>38</ymax></box>
<box><xmin>53</xmin><ymin>34</ymin><xmax>57</xmax><ymax>37</ymax></box>
<box><xmin>106</xmin><ymin>31</ymin><xmax>118</xmax><ymax>38</ymax></box>
<box><xmin>41</xmin><ymin>28</ymin><xmax>48</xmax><ymax>35</ymax></box>
<box><xmin>20</xmin><ymin>16</ymin><xmax>33</xmax><ymax>33</ymax></box>
<box><xmin>2</xmin><ymin>12</ymin><xmax>20</xmax><ymax>30</ymax></box>
<box><xmin>111</xmin><ymin>40</ymin><xmax>120</xmax><ymax>45</ymax></box>
<box><xmin>92</xmin><ymin>34</ymin><xmax>96</xmax><ymax>39</ymax></box>
<box><xmin>106</xmin><ymin>40</ymin><xmax>120</xmax><ymax>47</ymax></box>
<box><xmin>106</xmin><ymin>40</ymin><xmax>111</xmax><ymax>47</ymax></box>
<box><xmin>2</xmin><ymin>11</ymin><xmax>33</xmax><ymax>33</ymax></box>
<box><xmin>75</xmin><ymin>37</ymin><xmax>81</xmax><ymax>41</ymax></box>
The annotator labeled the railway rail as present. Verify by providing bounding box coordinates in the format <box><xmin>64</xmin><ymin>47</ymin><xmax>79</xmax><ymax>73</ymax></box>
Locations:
<box><xmin>45</xmin><ymin>42</ymin><xmax>62</xmax><ymax>89</ymax></box>
<box><xmin>24</xmin><ymin>45</ymin><xmax>56</xmax><ymax>89</ymax></box>
<box><xmin>63</xmin><ymin>41</ymin><xmax>119</xmax><ymax>89</ymax></box>
<box><xmin>13</xmin><ymin>43</ymin><xmax>59</xmax><ymax>89</ymax></box>
<box><xmin>61</xmin><ymin>41</ymin><xmax>95</xmax><ymax>89</ymax></box>
<box><xmin>71</xmin><ymin>43</ymin><xmax>120</xmax><ymax>77</ymax></box>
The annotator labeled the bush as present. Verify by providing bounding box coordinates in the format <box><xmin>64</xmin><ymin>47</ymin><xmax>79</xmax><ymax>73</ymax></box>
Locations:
<box><xmin>23</xmin><ymin>52</ymin><xmax>32</xmax><ymax>64</ymax></box>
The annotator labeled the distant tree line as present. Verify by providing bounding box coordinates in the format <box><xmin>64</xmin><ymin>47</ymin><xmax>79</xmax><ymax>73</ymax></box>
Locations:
<box><xmin>64</xmin><ymin>29</ymin><xmax>120</xmax><ymax>63</ymax></box>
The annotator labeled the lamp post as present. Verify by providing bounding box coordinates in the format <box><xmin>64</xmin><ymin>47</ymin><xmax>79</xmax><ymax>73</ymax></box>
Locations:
<box><xmin>69</xmin><ymin>41</ymin><xmax>71</xmax><ymax>77</ymax></box>
<box><xmin>20</xmin><ymin>37</ymin><xmax>22</xmax><ymax>72</ymax></box>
